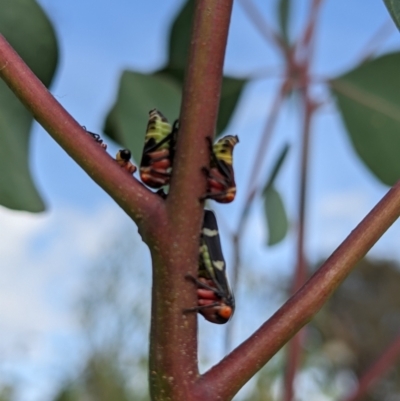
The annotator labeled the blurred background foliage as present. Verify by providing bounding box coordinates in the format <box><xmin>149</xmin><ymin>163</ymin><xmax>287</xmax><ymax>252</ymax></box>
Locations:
<box><xmin>241</xmin><ymin>259</ymin><xmax>400</xmax><ymax>401</ymax></box>
<box><xmin>50</xmin><ymin>234</ymin><xmax>151</xmax><ymax>401</ymax></box>
<box><xmin>45</xmin><ymin>255</ymin><xmax>400</xmax><ymax>401</ymax></box>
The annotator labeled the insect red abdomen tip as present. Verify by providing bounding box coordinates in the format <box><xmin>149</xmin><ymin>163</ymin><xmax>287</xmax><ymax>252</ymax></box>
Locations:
<box><xmin>218</xmin><ymin>305</ymin><xmax>233</xmax><ymax>320</ymax></box>
<box><xmin>224</xmin><ymin>193</ymin><xmax>235</xmax><ymax>202</ymax></box>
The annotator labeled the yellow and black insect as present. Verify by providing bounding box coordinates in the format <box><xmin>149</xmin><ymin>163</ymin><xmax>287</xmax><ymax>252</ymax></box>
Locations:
<box><xmin>116</xmin><ymin>149</ymin><xmax>137</xmax><ymax>174</ymax></box>
<box><xmin>201</xmin><ymin>135</ymin><xmax>239</xmax><ymax>203</ymax></box>
<box><xmin>186</xmin><ymin>209</ymin><xmax>235</xmax><ymax>324</ymax></box>
<box><xmin>139</xmin><ymin>109</ymin><xmax>179</xmax><ymax>188</ymax></box>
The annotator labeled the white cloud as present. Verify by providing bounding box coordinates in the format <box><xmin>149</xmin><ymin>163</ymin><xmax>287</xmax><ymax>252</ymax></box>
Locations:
<box><xmin>317</xmin><ymin>189</ymin><xmax>370</xmax><ymax>221</ymax></box>
<box><xmin>0</xmin><ymin>203</ymin><xmax>128</xmax><ymax>332</ymax></box>
<box><xmin>310</xmin><ymin>188</ymin><xmax>400</xmax><ymax>261</ymax></box>
<box><xmin>0</xmin><ymin>202</ymin><xmax>135</xmax><ymax>400</ymax></box>
<box><xmin>308</xmin><ymin>189</ymin><xmax>370</xmax><ymax>254</ymax></box>
<box><xmin>0</xmin><ymin>209</ymin><xmax>48</xmax><ymax>263</ymax></box>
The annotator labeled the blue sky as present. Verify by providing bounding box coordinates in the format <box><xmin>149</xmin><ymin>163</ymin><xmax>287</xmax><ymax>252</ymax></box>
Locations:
<box><xmin>1</xmin><ymin>0</ymin><xmax>400</xmax><ymax>400</ymax></box>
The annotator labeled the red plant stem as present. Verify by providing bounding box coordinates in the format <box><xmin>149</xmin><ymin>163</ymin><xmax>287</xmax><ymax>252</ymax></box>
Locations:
<box><xmin>167</xmin><ymin>0</ymin><xmax>233</xmax><ymax>217</ymax></box>
<box><xmin>197</xmin><ymin>180</ymin><xmax>400</xmax><ymax>400</ymax></box>
<box><xmin>238</xmin><ymin>0</ymin><xmax>286</xmax><ymax>53</ymax></box>
<box><xmin>148</xmin><ymin>1</ymin><xmax>234</xmax><ymax>400</ymax></box>
<box><xmin>283</xmin><ymin>2</ymin><xmax>324</xmax><ymax>398</ymax></box>
<box><xmin>224</xmin><ymin>82</ymin><xmax>288</xmax><ymax>353</ymax></box>
<box><xmin>298</xmin><ymin>0</ymin><xmax>323</xmax><ymax>64</ymax></box>
<box><xmin>247</xmin><ymin>83</ymin><xmax>289</xmax><ymax>197</ymax></box>
<box><xmin>283</xmin><ymin>95</ymin><xmax>317</xmax><ymax>401</ymax></box>
<box><xmin>341</xmin><ymin>332</ymin><xmax>400</xmax><ymax>401</ymax></box>
<box><xmin>0</xmin><ymin>34</ymin><xmax>162</xmax><ymax>239</ymax></box>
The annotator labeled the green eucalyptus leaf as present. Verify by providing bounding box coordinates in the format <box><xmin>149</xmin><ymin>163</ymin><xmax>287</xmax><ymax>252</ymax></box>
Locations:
<box><xmin>329</xmin><ymin>52</ymin><xmax>400</xmax><ymax>186</ymax></box>
<box><xmin>217</xmin><ymin>76</ymin><xmax>247</xmax><ymax>137</ymax></box>
<box><xmin>263</xmin><ymin>186</ymin><xmax>288</xmax><ymax>246</ymax></box>
<box><xmin>0</xmin><ymin>0</ymin><xmax>58</xmax><ymax>212</ymax></box>
<box><xmin>104</xmin><ymin>71</ymin><xmax>181</xmax><ymax>164</ymax></box>
<box><xmin>262</xmin><ymin>144</ymin><xmax>290</xmax><ymax>246</ymax></box>
<box><xmin>382</xmin><ymin>0</ymin><xmax>400</xmax><ymax>31</ymax></box>
<box><xmin>167</xmin><ymin>0</ymin><xmax>194</xmax><ymax>70</ymax></box>
<box><xmin>278</xmin><ymin>0</ymin><xmax>291</xmax><ymax>45</ymax></box>
<box><xmin>264</xmin><ymin>143</ymin><xmax>290</xmax><ymax>188</ymax></box>
<box><xmin>0</xmin><ymin>91</ymin><xmax>45</xmax><ymax>212</ymax></box>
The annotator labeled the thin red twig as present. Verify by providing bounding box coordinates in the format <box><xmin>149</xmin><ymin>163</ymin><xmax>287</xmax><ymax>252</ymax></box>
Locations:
<box><xmin>341</xmin><ymin>332</ymin><xmax>400</xmax><ymax>401</ymax></box>
<box><xmin>0</xmin><ymin>34</ymin><xmax>162</xmax><ymax>237</ymax></box>
<box><xmin>297</xmin><ymin>0</ymin><xmax>323</xmax><ymax>65</ymax></box>
<box><xmin>283</xmin><ymin>1</ymin><xmax>324</xmax><ymax>398</ymax></box>
<box><xmin>238</xmin><ymin>0</ymin><xmax>286</xmax><ymax>53</ymax></box>
<box><xmin>283</xmin><ymin>95</ymin><xmax>318</xmax><ymax>401</ymax></box>
<box><xmin>224</xmin><ymin>82</ymin><xmax>288</xmax><ymax>353</ymax></box>
<box><xmin>247</xmin><ymin>83</ymin><xmax>290</xmax><ymax>197</ymax></box>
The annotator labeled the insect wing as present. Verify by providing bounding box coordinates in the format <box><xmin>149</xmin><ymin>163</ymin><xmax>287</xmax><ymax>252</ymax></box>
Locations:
<box><xmin>140</xmin><ymin>109</ymin><xmax>177</xmax><ymax>188</ymax></box>
<box><xmin>200</xmin><ymin>210</ymin><xmax>233</xmax><ymax>300</ymax></box>
<box><xmin>211</xmin><ymin>135</ymin><xmax>238</xmax><ymax>178</ymax></box>
<box><xmin>202</xmin><ymin>135</ymin><xmax>239</xmax><ymax>203</ymax></box>
<box><xmin>141</xmin><ymin>109</ymin><xmax>172</xmax><ymax>157</ymax></box>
